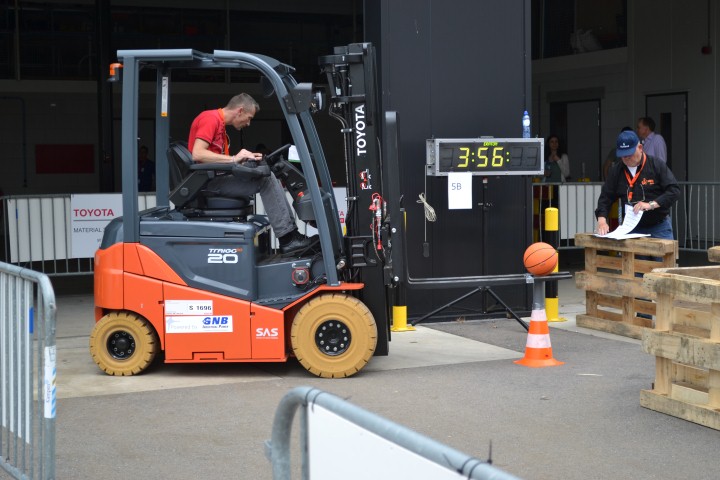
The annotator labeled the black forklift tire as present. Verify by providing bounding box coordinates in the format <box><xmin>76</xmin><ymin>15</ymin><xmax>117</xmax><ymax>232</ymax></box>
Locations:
<box><xmin>89</xmin><ymin>311</ymin><xmax>159</xmax><ymax>376</ymax></box>
<box><xmin>291</xmin><ymin>293</ymin><xmax>377</xmax><ymax>378</ymax></box>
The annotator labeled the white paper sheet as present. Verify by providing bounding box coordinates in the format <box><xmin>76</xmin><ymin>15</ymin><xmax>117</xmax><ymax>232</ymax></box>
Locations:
<box><xmin>447</xmin><ymin>172</ymin><xmax>472</xmax><ymax>209</ymax></box>
<box><xmin>595</xmin><ymin>204</ymin><xmax>651</xmax><ymax>239</ymax></box>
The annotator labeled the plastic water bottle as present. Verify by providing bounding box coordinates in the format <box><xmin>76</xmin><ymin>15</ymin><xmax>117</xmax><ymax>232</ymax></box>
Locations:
<box><xmin>522</xmin><ymin>111</ymin><xmax>531</xmax><ymax>138</ymax></box>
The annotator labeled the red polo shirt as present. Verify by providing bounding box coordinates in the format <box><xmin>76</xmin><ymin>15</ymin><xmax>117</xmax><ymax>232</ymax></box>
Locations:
<box><xmin>188</xmin><ymin>109</ymin><xmax>226</xmax><ymax>155</ymax></box>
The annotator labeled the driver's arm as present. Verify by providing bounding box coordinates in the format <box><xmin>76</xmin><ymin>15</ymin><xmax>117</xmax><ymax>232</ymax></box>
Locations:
<box><xmin>191</xmin><ymin>138</ymin><xmax>259</xmax><ymax>164</ymax></box>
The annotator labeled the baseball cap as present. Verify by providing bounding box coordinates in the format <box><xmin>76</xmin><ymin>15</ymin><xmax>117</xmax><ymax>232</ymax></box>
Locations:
<box><xmin>616</xmin><ymin>130</ymin><xmax>640</xmax><ymax>157</ymax></box>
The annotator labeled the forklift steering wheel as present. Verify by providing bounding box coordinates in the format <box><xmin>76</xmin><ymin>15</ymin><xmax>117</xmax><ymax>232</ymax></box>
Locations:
<box><xmin>264</xmin><ymin>143</ymin><xmax>293</xmax><ymax>166</ymax></box>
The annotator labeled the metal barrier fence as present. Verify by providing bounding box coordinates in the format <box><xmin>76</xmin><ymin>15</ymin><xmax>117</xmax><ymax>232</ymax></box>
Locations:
<box><xmin>0</xmin><ymin>262</ymin><xmax>56</xmax><ymax>480</ymax></box>
<box><xmin>266</xmin><ymin>386</ymin><xmax>521</xmax><ymax>480</ymax></box>
<box><xmin>534</xmin><ymin>182</ymin><xmax>720</xmax><ymax>252</ymax></box>
<box><xmin>1</xmin><ymin>184</ymin><xmax>718</xmax><ymax>276</ymax></box>
<box><xmin>1</xmin><ymin>194</ymin><xmax>156</xmax><ymax>276</ymax></box>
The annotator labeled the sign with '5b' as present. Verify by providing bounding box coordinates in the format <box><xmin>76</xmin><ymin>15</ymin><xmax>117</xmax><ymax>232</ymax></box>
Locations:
<box><xmin>447</xmin><ymin>172</ymin><xmax>472</xmax><ymax>209</ymax></box>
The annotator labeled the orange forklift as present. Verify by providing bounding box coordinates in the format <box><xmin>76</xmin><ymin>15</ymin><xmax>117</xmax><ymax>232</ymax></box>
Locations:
<box><xmin>90</xmin><ymin>44</ymin><xmax>397</xmax><ymax>378</ymax></box>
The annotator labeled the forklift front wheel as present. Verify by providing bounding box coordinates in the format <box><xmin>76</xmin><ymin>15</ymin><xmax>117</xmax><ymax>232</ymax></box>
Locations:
<box><xmin>90</xmin><ymin>311</ymin><xmax>159</xmax><ymax>376</ymax></box>
<box><xmin>291</xmin><ymin>293</ymin><xmax>377</xmax><ymax>378</ymax></box>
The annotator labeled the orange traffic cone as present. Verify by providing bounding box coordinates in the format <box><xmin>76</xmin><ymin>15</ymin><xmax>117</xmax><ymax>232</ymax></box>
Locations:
<box><xmin>514</xmin><ymin>308</ymin><xmax>564</xmax><ymax>368</ymax></box>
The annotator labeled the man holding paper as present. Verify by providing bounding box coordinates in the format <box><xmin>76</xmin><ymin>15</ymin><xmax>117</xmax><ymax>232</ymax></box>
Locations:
<box><xmin>594</xmin><ymin>130</ymin><xmax>680</xmax><ymax>239</ymax></box>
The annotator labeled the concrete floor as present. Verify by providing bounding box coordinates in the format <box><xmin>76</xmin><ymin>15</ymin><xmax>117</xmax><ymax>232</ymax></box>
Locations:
<box><xmin>3</xmin><ymin>266</ymin><xmax>720</xmax><ymax>479</ymax></box>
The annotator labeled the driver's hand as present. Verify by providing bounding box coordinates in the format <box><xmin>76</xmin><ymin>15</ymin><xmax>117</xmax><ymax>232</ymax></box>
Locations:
<box><xmin>235</xmin><ymin>149</ymin><xmax>262</xmax><ymax>162</ymax></box>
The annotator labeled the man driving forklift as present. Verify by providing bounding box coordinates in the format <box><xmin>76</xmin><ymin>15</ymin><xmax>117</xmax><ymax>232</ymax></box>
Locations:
<box><xmin>188</xmin><ymin>93</ymin><xmax>312</xmax><ymax>254</ymax></box>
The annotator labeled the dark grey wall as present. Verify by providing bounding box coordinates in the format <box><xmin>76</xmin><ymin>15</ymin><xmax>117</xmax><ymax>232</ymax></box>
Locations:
<box><xmin>368</xmin><ymin>0</ymin><xmax>533</xmax><ymax>318</ymax></box>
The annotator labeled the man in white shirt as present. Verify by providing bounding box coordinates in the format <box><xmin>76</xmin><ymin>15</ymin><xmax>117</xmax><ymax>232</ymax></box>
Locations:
<box><xmin>637</xmin><ymin>117</ymin><xmax>667</xmax><ymax>163</ymax></box>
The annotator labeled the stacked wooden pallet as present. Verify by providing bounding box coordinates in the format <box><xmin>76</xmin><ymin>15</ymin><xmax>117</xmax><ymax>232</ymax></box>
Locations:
<box><xmin>641</xmin><ymin>262</ymin><xmax>720</xmax><ymax>430</ymax></box>
<box><xmin>574</xmin><ymin>233</ymin><xmax>677</xmax><ymax>339</ymax></box>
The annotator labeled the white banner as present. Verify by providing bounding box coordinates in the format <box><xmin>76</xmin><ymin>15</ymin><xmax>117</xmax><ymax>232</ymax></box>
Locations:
<box><xmin>308</xmin><ymin>404</ymin><xmax>469</xmax><ymax>480</ymax></box>
<box><xmin>70</xmin><ymin>194</ymin><xmax>123</xmax><ymax>258</ymax></box>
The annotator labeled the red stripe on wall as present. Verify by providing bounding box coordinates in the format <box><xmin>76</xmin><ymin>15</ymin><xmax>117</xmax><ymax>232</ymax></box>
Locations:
<box><xmin>36</xmin><ymin>144</ymin><xmax>95</xmax><ymax>174</ymax></box>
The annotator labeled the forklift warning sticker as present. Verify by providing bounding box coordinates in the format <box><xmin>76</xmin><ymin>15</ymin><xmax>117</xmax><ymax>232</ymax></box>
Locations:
<box><xmin>165</xmin><ymin>315</ymin><xmax>233</xmax><ymax>333</ymax></box>
<box><xmin>165</xmin><ymin>300</ymin><xmax>213</xmax><ymax>315</ymax></box>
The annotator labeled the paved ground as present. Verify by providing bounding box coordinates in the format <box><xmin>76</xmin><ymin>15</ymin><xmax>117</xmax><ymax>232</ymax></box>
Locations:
<box><xmin>3</xmin><ymin>263</ymin><xmax>720</xmax><ymax>479</ymax></box>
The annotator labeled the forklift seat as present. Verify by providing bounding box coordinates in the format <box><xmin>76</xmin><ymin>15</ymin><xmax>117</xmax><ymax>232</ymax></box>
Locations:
<box><xmin>167</xmin><ymin>141</ymin><xmax>256</xmax><ymax>220</ymax></box>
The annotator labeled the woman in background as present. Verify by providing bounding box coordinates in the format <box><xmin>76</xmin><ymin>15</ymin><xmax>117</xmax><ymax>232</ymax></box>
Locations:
<box><xmin>544</xmin><ymin>134</ymin><xmax>570</xmax><ymax>182</ymax></box>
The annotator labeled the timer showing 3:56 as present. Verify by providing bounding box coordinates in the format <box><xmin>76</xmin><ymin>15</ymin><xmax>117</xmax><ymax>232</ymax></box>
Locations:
<box><xmin>456</xmin><ymin>143</ymin><xmax>507</xmax><ymax>168</ymax></box>
<box><xmin>426</xmin><ymin>138</ymin><xmax>544</xmax><ymax>176</ymax></box>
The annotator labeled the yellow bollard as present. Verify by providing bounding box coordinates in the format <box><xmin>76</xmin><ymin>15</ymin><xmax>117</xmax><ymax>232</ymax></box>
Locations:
<box><xmin>544</xmin><ymin>207</ymin><xmax>566</xmax><ymax>322</ymax></box>
<box><xmin>546</xmin><ymin>297</ymin><xmax>561</xmax><ymax>323</ymax></box>
<box><xmin>391</xmin><ymin>305</ymin><xmax>416</xmax><ymax>332</ymax></box>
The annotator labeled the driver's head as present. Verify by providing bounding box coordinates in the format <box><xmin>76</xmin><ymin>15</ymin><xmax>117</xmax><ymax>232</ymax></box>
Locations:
<box><xmin>226</xmin><ymin>93</ymin><xmax>260</xmax><ymax>130</ymax></box>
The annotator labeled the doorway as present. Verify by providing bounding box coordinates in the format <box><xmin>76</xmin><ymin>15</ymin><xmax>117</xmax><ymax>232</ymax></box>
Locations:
<box><xmin>549</xmin><ymin>99</ymin><xmax>601</xmax><ymax>181</ymax></box>
<box><xmin>645</xmin><ymin>93</ymin><xmax>688</xmax><ymax>181</ymax></box>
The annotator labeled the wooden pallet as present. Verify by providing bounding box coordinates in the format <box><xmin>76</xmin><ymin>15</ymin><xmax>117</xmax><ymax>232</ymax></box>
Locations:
<box><xmin>574</xmin><ymin>233</ymin><xmax>677</xmax><ymax>339</ymax></box>
<box><xmin>709</xmin><ymin>246</ymin><xmax>720</xmax><ymax>263</ymax></box>
<box><xmin>641</xmin><ymin>266</ymin><xmax>720</xmax><ymax>430</ymax></box>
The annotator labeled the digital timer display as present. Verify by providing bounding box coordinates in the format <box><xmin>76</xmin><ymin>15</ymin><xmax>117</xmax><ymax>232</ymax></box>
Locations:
<box><xmin>426</xmin><ymin>138</ymin><xmax>544</xmax><ymax>176</ymax></box>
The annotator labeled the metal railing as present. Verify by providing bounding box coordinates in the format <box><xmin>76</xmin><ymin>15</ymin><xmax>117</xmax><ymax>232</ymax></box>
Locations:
<box><xmin>1</xmin><ymin>194</ymin><xmax>156</xmax><ymax>276</ymax></box>
<box><xmin>1</xmin><ymin>184</ymin><xmax>718</xmax><ymax>276</ymax></box>
<box><xmin>266</xmin><ymin>386</ymin><xmax>520</xmax><ymax>480</ymax></box>
<box><xmin>673</xmin><ymin>182</ymin><xmax>719</xmax><ymax>251</ymax></box>
<box><xmin>534</xmin><ymin>182</ymin><xmax>720</xmax><ymax>252</ymax></box>
<box><xmin>0</xmin><ymin>262</ymin><xmax>57</xmax><ymax>480</ymax></box>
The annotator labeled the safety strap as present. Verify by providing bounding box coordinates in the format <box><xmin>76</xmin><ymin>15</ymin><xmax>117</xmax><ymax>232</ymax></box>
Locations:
<box><xmin>218</xmin><ymin>108</ymin><xmax>229</xmax><ymax>155</ymax></box>
<box><xmin>624</xmin><ymin>153</ymin><xmax>646</xmax><ymax>202</ymax></box>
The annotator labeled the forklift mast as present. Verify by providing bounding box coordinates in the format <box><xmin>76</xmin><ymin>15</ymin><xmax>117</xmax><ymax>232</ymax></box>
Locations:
<box><xmin>320</xmin><ymin>43</ymin><xmax>394</xmax><ymax>355</ymax></box>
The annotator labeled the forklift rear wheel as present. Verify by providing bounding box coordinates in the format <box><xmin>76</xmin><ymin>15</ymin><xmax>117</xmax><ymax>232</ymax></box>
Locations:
<box><xmin>90</xmin><ymin>311</ymin><xmax>159</xmax><ymax>376</ymax></box>
<box><xmin>291</xmin><ymin>293</ymin><xmax>377</xmax><ymax>378</ymax></box>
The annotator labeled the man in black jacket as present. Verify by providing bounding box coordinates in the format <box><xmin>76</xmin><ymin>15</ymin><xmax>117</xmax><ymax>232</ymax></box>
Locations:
<box><xmin>595</xmin><ymin>130</ymin><xmax>680</xmax><ymax>239</ymax></box>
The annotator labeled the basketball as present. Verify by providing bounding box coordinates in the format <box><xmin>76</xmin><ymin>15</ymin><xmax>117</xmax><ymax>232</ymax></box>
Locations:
<box><xmin>523</xmin><ymin>242</ymin><xmax>558</xmax><ymax>276</ymax></box>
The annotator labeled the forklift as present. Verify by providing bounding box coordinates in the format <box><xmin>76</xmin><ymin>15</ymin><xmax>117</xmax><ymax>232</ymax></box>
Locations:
<box><xmin>91</xmin><ymin>44</ymin><xmax>396</xmax><ymax>378</ymax></box>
